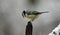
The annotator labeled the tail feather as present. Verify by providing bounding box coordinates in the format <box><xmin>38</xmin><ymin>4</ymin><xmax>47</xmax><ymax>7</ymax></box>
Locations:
<box><xmin>39</xmin><ymin>11</ymin><xmax>49</xmax><ymax>14</ymax></box>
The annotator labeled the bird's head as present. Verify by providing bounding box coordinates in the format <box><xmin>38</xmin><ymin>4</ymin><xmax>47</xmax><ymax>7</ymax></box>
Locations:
<box><xmin>22</xmin><ymin>10</ymin><xmax>26</xmax><ymax>18</ymax></box>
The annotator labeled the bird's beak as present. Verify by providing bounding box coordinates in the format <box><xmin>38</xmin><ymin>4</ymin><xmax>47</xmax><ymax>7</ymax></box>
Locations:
<box><xmin>22</xmin><ymin>10</ymin><xmax>26</xmax><ymax>18</ymax></box>
<box><xmin>22</xmin><ymin>13</ymin><xmax>24</xmax><ymax>18</ymax></box>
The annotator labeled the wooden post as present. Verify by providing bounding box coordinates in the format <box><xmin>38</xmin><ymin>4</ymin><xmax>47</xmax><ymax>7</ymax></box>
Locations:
<box><xmin>25</xmin><ymin>21</ymin><xmax>33</xmax><ymax>35</ymax></box>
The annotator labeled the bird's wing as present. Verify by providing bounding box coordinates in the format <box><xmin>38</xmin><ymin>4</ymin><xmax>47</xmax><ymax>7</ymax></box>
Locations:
<box><xmin>26</xmin><ymin>11</ymin><xmax>40</xmax><ymax>15</ymax></box>
<box><xmin>32</xmin><ymin>11</ymin><xmax>40</xmax><ymax>13</ymax></box>
<box><xmin>29</xmin><ymin>11</ymin><xmax>41</xmax><ymax>15</ymax></box>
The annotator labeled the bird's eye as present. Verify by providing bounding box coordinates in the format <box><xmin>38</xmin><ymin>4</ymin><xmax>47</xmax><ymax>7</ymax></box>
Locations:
<box><xmin>53</xmin><ymin>32</ymin><xmax>56</xmax><ymax>35</ymax></box>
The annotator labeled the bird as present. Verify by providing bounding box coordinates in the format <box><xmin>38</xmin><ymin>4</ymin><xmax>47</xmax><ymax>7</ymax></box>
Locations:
<box><xmin>22</xmin><ymin>10</ymin><xmax>48</xmax><ymax>21</ymax></box>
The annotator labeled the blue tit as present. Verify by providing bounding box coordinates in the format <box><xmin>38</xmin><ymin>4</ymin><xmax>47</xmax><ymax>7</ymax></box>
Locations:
<box><xmin>22</xmin><ymin>10</ymin><xmax>48</xmax><ymax>21</ymax></box>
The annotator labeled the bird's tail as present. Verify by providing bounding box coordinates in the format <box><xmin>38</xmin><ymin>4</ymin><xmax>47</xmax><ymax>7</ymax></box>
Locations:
<box><xmin>39</xmin><ymin>11</ymin><xmax>49</xmax><ymax>14</ymax></box>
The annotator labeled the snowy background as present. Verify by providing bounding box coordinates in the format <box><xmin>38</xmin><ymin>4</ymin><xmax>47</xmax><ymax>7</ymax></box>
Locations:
<box><xmin>0</xmin><ymin>0</ymin><xmax>60</xmax><ymax>35</ymax></box>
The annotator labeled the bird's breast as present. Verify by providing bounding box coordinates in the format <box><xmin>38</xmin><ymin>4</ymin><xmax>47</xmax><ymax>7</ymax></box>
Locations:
<box><xmin>25</xmin><ymin>14</ymin><xmax>38</xmax><ymax>20</ymax></box>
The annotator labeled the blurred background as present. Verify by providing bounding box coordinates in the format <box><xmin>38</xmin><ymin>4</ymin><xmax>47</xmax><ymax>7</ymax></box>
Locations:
<box><xmin>0</xmin><ymin>0</ymin><xmax>60</xmax><ymax>35</ymax></box>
